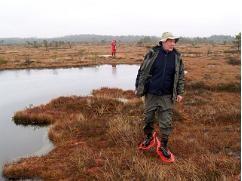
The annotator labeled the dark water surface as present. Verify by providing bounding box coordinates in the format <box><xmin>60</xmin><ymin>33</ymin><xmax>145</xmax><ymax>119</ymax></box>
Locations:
<box><xmin>0</xmin><ymin>64</ymin><xmax>139</xmax><ymax>179</ymax></box>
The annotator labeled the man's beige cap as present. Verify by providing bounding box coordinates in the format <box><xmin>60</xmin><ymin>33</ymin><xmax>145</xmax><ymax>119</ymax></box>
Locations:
<box><xmin>159</xmin><ymin>32</ymin><xmax>179</xmax><ymax>43</ymax></box>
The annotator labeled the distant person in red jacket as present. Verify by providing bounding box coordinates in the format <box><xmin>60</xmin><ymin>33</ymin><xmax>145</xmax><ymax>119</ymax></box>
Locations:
<box><xmin>111</xmin><ymin>40</ymin><xmax>117</xmax><ymax>57</ymax></box>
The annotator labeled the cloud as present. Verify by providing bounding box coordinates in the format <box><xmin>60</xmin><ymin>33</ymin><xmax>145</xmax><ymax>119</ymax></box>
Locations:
<box><xmin>0</xmin><ymin>0</ymin><xmax>241</xmax><ymax>37</ymax></box>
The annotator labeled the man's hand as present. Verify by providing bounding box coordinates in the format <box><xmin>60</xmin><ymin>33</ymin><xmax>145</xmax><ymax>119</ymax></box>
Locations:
<box><xmin>134</xmin><ymin>90</ymin><xmax>137</xmax><ymax>95</ymax></box>
<box><xmin>176</xmin><ymin>95</ymin><xmax>183</xmax><ymax>103</ymax></box>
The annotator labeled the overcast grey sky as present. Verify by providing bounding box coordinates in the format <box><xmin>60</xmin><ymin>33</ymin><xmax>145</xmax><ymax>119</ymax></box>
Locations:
<box><xmin>0</xmin><ymin>0</ymin><xmax>241</xmax><ymax>38</ymax></box>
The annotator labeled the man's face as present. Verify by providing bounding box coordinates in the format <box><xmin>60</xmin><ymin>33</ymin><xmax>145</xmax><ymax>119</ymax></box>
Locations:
<box><xmin>162</xmin><ymin>39</ymin><xmax>176</xmax><ymax>52</ymax></box>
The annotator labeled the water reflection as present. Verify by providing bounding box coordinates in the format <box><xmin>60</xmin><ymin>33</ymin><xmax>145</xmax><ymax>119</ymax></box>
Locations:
<box><xmin>25</xmin><ymin>69</ymin><xmax>31</xmax><ymax>75</ymax></box>
<box><xmin>0</xmin><ymin>64</ymin><xmax>140</xmax><ymax>178</ymax></box>
<box><xmin>112</xmin><ymin>64</ymin><xmax>117</xmax><ymax>76</ymax></box>
<box><xmin>52</xmin><ymin>69</ymin><xmax>58</xmax><ymax>75</ymax></box>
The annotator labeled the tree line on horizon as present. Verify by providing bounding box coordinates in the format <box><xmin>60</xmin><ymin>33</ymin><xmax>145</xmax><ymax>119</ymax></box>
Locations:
<box><xmin>0</xmin><ymin>34</ymin><xmax>239</xmax><ymax>45</ymax></box>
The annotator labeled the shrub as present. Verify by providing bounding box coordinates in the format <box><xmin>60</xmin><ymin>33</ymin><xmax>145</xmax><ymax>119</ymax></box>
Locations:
<box><xmin>0</xmin><ymin>56</ymin><xmax>7</xmax><ymax>64</ymax></box>
<box><xmin>227</xmin><ymin>57</ymin><xmax>240</xmax><ymax>65</ymax></box>
<box><xmin>186</xmin><ymin>81</ymin><xmax>241</xmax><ymax>92</ymax></box>
<box><xmin>216</xmin><ymin>82</ymin><xmax>241</xmax><ymax>92</ymax></box>
<box><xmin>223</xmin><ymin>50</ymin><xmax>238</xmax><ymax>54</ymax></box>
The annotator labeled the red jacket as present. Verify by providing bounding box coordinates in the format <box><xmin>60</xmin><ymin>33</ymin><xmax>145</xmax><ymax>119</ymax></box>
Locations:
<box><xmin>111</xmin><ymin>41</ymin><xmax>116</xmax><ymax>52</ymax></box>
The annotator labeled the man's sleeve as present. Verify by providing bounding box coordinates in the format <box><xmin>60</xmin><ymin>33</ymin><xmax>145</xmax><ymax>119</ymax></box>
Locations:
<box><xmin>177</xmin><ymin>58</ymin><xmax>185</xmax><ymax>95</ymax></box>
<box><xmin>135</xmin><ymin>65</ymin><xmax>142</xmax><ymax>89</ymax></box>
<box><xmin>135</xmin><ymin>51</ymin><xmax>150</xmax><ymax>89</ymax></box>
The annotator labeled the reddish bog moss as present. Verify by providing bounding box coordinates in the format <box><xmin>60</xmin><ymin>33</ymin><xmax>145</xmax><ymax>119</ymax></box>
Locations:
<box><xmin>3</xmin><ymin>85</ymin><xmax>240</xmax><ymax>181</ymax></box>
<box><xmin>92</xmin><ymin>87</ymin><xmax>136</xmax><ymax>99</ymax></box>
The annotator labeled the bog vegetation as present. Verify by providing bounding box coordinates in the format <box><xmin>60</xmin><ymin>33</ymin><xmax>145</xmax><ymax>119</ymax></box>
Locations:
<box><xmin>1</xmin><ymin>35</ymin><xmax>241</xmax><ymax>180</ymax></box>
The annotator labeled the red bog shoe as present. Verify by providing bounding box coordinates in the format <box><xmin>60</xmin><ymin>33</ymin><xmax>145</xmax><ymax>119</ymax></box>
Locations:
<box><xmin>156</xmin><ymin>137</ymin><xmax>175</xmax><ymax>163</ymax></box>
<box><xmin>138</xmin><ymin>132</ymin><xmax>157</xmax><ymax>151</ymax></box>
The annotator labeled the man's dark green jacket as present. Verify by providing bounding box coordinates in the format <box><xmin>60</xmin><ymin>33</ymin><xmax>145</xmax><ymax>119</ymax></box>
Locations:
<box><xmin>135</xmin><ymin>45</ymin><xmax>185</xmax><ymax>102</ymax></box>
